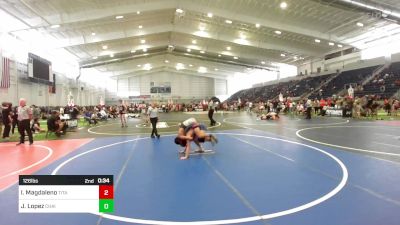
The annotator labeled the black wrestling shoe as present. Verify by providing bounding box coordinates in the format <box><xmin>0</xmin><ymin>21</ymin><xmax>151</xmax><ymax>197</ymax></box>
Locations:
<box><xmin>156</xmin><ymin>134</ymin><xmax>160</xmax><ymax>139</ymax></box>
<box><xmin>210</xmin><ymin>135</ymin><xmax>218</xmax><ymax>145</ymax></box>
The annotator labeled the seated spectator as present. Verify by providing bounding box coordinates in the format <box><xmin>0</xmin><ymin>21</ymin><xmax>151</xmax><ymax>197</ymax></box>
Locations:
<box><xmin>84</xmin><ymin>111</ymin><xmax>97</xmax><ymax>125</ymax></box>
<box><xmin>91</xmin><ymin>111</ymin><xmax>99</xmax><ymax>124</ymax></box>
<box><xmin>70</xmin><ymin>106</ymin><xmax>79</xmax><ymax>119</ymax></box>
<box><xmin>98</xmin><ymin>108</ymin><xmax>108</xmax><ymax>120</ymax></box>
<box><xmin>31</xmin><ymin>118</ymin><xmax>44</xmax><ymax>133</ymax></box>
<box><xmin>47</xmin><ymin>111</ymin><xmax>67</xmax><ymax>136</ymax></box>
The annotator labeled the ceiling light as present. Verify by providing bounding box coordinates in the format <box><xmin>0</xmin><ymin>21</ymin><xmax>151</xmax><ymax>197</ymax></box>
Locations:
<box><xmin>189</xmin><ymin>64</ymin><xmax>193</xmax><ymax>67</ymax></box>
<box><xmin>275</xmin><ymin>30</ymin><xmax>282</xmax><ymax>35</ymax></box>
<box><xmin>138</xmin><ymin>25</ymin><xmax>143</xmax><ymax>29</ymax></box>
<box><xmin>115</xmin><ymin>15</ymin><xmax>124</xmax><ymax>19</ymax></box>
<box><xmin>131</xmin><ymin>50</ymin><xmax>136</xmax><ymax>53</ymax></box>
<box><xmin>281</xmin><ymin>53</ymin><xmax>286</xmax><ymax>57</ymax></box>
<box><xmin>51</xmin><ymin>24</ymin><xmax>60</xmax><ymax>29</ymax></box>
<box><xmin>234</xmin><ymin>56</ymin><xmax>238</xmax><ymax>59</ymax></box>
<box><xmin>261</xmin><ymin>61</ymin><xmax>266</xmax><ymax>64</ymax></box>
<box><xmin>225</xmin><ymin>20</ymin><xmax>232</xmax><ymax>24</ymax></box>
<box><xmin>192</xmin><ymin>40</ymin><xmax>197</xmax><ymax>44</ymax></box>
<box><xmin>92</xmin><ymin>56</ymin><xmax>98</xmax><ymax>59</ymax></box>
<box><xmin>294</xmin><ymin>56</ymin><xmax>298</xmax><ymax>60</ymax></box>
<box><xmin>338</xmin><ymin>44</ymin><xmax>343</xmax><ymax>48</ymax></box>
<box><xmin>255</xmin><ymin>23</ymin><xmax>260</xmax><ymax>28</ymax></box>
<box><xmin>140</xmin><ymin>39</ymin><xmax>146</xmax><ymax>44</ymax></box>
<box><xmin>91</xmin><ymin>32</ymin><xmax>96</xmax><ymax>36</ymax></box>
<box><xmin>329</xmin><ymin>42</ymin><xmax>335</xmax><ymax>46</ymax></box>
<box><xmin>207</xmin><ymin>13</ymin><xmax>213</xmax><ymax>18</ymax></box>
<box><xmin>137</xmin><ymin>65</ymin><xmax>141</xmax><ymax>67</ymax></box>
<box><xmin>239</xmin><ymin>33</ymin><xmax>246</xmax><ymax>39</ymax></box>
<box><xmin>110</xmin><ymin>54</ymin><xmax>114</xmax><ymax>57</ymax></box>
<box><xmin>199</xmin><ymin>26</ymin><xmax>206</xmax><ymax>31</ymax></box>
<box><xmin>137</xmin><ymin>11</ymin><xmax>141</xmax><ymax>14</ymax></box>
<box><xmin>198</xmin><ymin>66</ymin><xmax>207</xmax><ymax>73</ymax></box>
<box><xmin>176</xmin><ymin>8</ymin><xmax>184</xmax><ymax>13</ymax></box>
<box><xmin>102</xmin><ymin>45</ymin><xmax>108</xmax><ymax>50</ymax></box>
<box><xmin>176</xmin><ymin>63</ymin><xmax>185</xmax><ymax>70</ymax></box>
<box><xmin>214</xmin><ymin>68</ymin><xmax>219</xmax><ymax>71</ymax></box>
<box><xmin>218</xmin><ymin>54</ymin><xmax>222</xmax><ymax>57</ymax></box>
<box><xmin>143</xmin><ymin>63</ymin><xmax>152</xmax><ymax>70</ymax></box>
<box><xmin>315</xmin><ymin>39</ymin><xmax>321</xmax><ymax>43</ymax></box>
<box><xmin>187</xmin><ymin>48</ymin><xmax>191</xmax><ymax>52</ymax></box>
<box><xmin>143</xmin><ymin>48</ymin><xmax>147</xmax><ymax>52</ymax></box>
<box><xmin>357</xmin><ymin>22</ymin><xmax>364</xmax><ymax>27</ymax></box>
<box><xmin>226</xmin><ymin>46</ymin><xmax>231</xmax><ymax>50</ymax></box>
<box><xmin>164</xmin><ymin>60</ymin><xmax>169</xmax><ymax>63</ymax></box>
<box><xmin>200</xmin><ymin>50</ymin><xmax>205</xmax><ymax>54</ymax></box>
<box><xmin>280</xmin><ymin>2</ymin><xmax>288</xmax><ymax>9</ymax></box>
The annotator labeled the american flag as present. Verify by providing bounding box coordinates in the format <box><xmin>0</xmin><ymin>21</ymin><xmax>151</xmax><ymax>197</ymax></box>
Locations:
<box><xmin>1</xmin><ymin>57</ymin><xmax>10</xmax><ymax>88</ymax></box>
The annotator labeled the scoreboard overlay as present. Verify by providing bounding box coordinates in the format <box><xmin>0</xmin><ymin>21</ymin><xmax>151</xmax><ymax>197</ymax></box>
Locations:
<box><xmin>19</xmin><ymin>175</ymin><xmax>113</xmax><ymax>213</ymax></box>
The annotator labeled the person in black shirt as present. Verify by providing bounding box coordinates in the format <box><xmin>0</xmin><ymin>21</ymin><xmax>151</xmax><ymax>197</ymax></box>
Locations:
<box><xmin>47</xmin><ymin>111</ymin><xmax>66</xmax><ymax>137</ymax></box>
<box><xmin>31</xmin><ymin>118</ymin><xmax>44</xmax><ymax>133</ymax></box>
<box><xmin>70</xmin><ymin>106</ymin><xmax>79</xmax><ymax>120</ymax></box>
<box><xmin>11</xmin><ymin>106</ymin><xmax>18</xmax><ymax>134</ymax></box>
<box><xmin>2</xmin><ymin>102</ymin><xmax>12</xmax><ymax>139</ymax></box>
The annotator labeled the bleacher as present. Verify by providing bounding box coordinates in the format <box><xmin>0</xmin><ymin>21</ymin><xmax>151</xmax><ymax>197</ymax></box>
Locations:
<box><xmin>310</xmin><ymin>65</ymin><xmax>380</xmax><ymax>99</ymax></box>
<box><xmin>226</xmin><ymin>63</ymin><xmax>400</xmax><ymax>104</ymax></box>
<box><xmin>290</xmin><ymin>74</ymin><xmax>334</xmax><ymax>97</ymax></box>
<box><xmin>355</xmin><ymin>62</ymin><xmax>400</xmax><ymax>99</ymax></box>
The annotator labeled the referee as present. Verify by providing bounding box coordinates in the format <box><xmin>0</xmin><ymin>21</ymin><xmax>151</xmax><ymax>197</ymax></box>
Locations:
<box><xmin>16</xmin><ymin>98</ymin><xmax>33</xmax><ymax>145</ymax></box>
<box><xmin>147</xmin><ymin>103</ymin><xmax>160</xmax><ymax>139</ymax></box>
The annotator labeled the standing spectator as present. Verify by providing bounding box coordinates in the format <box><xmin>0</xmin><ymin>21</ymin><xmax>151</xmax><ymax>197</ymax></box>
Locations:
<box><xmin>2</xmin><ymin>102</ymin><xmax>12</xmax><ymax>140</ymax></box>
<box><xmin>208</xmin><ymin>99</ymin><xmax>216</xmax><ymax>126</ymax></box>
<box><xmin>305</xmin><ymin>99</ymin><xmax>312</xmax><ymax>119</ymax></box>
<box><xmin>313</xmin><ymin>99</ymin><xmax>320</xmax><ymax>115</ymax></box>
<box><xmin>11</xmin><ymin>106</ymin><xmax>18</xmax><ymax>134</ymax></box>
<box><xmin>118</xmin><ymin>99</ymin><xmax>127</xmax><ymax>127</ymax></box>
<box><xmin>16</xmin><ymin>98</ymin><xmax>33</xmax><ymax>145</ymax></box>
<box><xmin>32</xmin><ymin>105</ymin><xmax>41</xmax><ymax>121</ymax></box>
<box><xmin>319</xmin><ymin>98</ymin><xmax>326</xmax><ymax>116</ymax></box>
<box><xmin>147</xmin><ymin>103</ymin><xmax>160</xmax><ymax>139</ymax></box>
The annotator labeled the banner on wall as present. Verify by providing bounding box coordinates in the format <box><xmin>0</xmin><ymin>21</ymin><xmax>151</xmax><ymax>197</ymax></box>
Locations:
<box><xmin>1</xmin><ymin>56</ymin><xmax>11</xmax><ymax>89</ymax></box>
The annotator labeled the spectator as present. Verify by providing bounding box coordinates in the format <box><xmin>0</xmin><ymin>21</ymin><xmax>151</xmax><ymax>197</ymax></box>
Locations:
<box><xmin>32</xmin><ymin>105</ymin><xmax>41</xmax><ymax>120</ymax></box>
<box><xmin>47</xmin><ymin>111</ymin><xmax>67</xmax><ymax>136</ymax></box>
<box><xmin>31</xmin><ymin>118</ymin><xmax>44</xmax><ymax>133</ymax></box>
<box><xmin>2</xmin><ymin>102</ymin><xmax>12</xmax><ymax>140</ymax></box>
<box><xmin>11</xmin><ymin>106</ymin><xmax>18</xmax><ymax>134</ymax></box>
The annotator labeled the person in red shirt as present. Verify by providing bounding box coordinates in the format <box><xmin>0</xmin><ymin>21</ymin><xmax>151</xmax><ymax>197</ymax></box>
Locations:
<box><xmin>319</xmin><ymin>98</ymin><xmax>326</xmax><ymax>116</ymax></box>
<box><xmin>327</xmin><ymin>98</ymin><xmax>332</xmax><ymax>107</ymax></box>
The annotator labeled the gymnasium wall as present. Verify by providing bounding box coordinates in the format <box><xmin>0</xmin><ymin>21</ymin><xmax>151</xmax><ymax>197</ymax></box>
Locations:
<box><xmin>0</xmin><ymin>60</ymin><xmax>106</xmax><ymax>107</ymax></box>
<box><xmin>116</xmin><ymin>71</ymin><xmax>217</xmax><ymax>100</ymax></box>
<box><xmin>297</xmin><ymin>51</ymin><xmax>391</xmax><ymax>76</ymax></box>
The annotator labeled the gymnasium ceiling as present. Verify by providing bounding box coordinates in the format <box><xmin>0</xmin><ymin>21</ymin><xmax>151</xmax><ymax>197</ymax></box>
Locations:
<box><xmin>1</xmin><ymin>0</ymin><xmax>400</xmax><ymax>79</ymax></box>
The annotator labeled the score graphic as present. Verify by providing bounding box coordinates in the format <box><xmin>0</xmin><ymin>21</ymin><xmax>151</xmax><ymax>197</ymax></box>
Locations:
<box><xmin>19</xmin><ymin>175</ymin><xmax>114</xmax><ymax>213</ymax></box>
<box><xmin>99</xmin><ymin>184</ymin><xmax>114</xmax><ymax>212</ymax></box>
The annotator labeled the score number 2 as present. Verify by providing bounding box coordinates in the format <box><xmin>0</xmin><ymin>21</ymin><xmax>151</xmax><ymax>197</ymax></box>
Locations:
<box><xmin>99</xmin><ymin>185</ymin><xmax>114</xmax><ymax>199</ymax></box>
